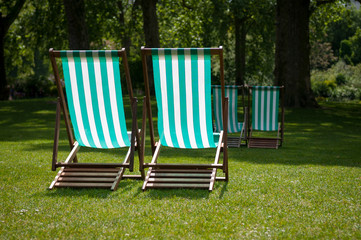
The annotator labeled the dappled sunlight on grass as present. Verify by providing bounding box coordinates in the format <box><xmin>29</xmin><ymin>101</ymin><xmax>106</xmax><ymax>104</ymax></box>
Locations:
<box><xmin>0</xmin><ymin>98</ymin><xmax>361</xmax><ymax>239</ymax></box>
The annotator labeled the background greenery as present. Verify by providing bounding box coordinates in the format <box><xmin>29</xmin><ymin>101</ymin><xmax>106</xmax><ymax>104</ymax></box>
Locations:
<box><xmin>3</xmin><ymin>1</ymin><xmax>361</xmax><ymax>101</ymax></box>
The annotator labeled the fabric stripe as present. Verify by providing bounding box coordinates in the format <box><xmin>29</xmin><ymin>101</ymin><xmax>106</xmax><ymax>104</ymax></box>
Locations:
<box><xmin>151</xmin><ymin>48</ymin><xmax>216</xmax><ymax>148</ymax></box>
<box><xmin>178</xmin><ymin>50</ymin><xmax>191</xmax><ymax>148</ymax></box>
<box><xmin>61</xmin><ymin>52</ymin><xmax>85</xmax><ymax>146</ymax></box>
<box><xmin>164</xmin><ymin>49</ymin><xmax>179</xmax><ymax>148</ymax></box>
<box><xmin>197</xmin><ymin>49</ymin><xmax>209</xmax><ymax>148</ymax></box>
<box><xmin>86</xmin><ymin>52</ymin><xmax>107</xmax><ymax>148</ymax></box>
<box><xmin>213</xmin><ymin>87</ymin><xmax>222</xmax><ymax>132</ymax></box>
<box><xmin>158</xmin><ymin>50</ymin><xmax>173</xmax><ymax>146</ymax></box>
<box><xmin>110</xmin><ymin>51</ymin><xmax>130</xmax><ymax>146</ymax></box>
<box><xmin>93</xmin><ymin>52</ymin><xmax>114</xmax><ymax>148</ymax></box>
<box><xmin>203</xmin><ymin>49</ymin><xmax>214</xmax><ymax>146</ymax></box>
<box><xmin>252</xmin><ymin>86</ymin><xmax>280</xmax><ymax>131</ymax></box>
<box><xmin>105</xmin><ymin>51</ymin><xmax>126</xmax><ymax>147</ymax></box>
<box><xmin>152</xmin><ymin>49</ymin><xmax>164</xmax><ymax>146</ymax></box>
<box><xmin>212</xmin><ymin>85</ymin><xmax>243</xmax><ymax>133</ymax></box>
<box><xmin>171</xmin><ymin>49</ymin><xmax>185</xmax><ymax>148</ymax></box>
<box><xmin>79</xmin><ymin>52</ymin><xmax>102</xmax><ymax>148</ymax></box>
<box><xmin>190</xmin><ymin>49</ymin><xmax>203</xmax><ymax>148</ymax></box>
<box><xmin>66</xmin><ymin>52</ymin><xmax>91</xmax><ymax>147</ymax></box>
<box><xmin>60</xmin><ymin>50</ymin><xmax>130</xmax><ymax>148</ymax></box>
<box><xmin>98</xmin><ymin>51</ymin><xmax>121</xmax><ymax>148</ymax></box>
<box><xmin>184</xmin><ymin>50</ymin><xmax>197</xmax><ymax>148</ymax></box>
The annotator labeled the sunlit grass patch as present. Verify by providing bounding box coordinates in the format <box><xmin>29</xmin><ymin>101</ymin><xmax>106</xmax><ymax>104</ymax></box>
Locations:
<box><xmin>0</xmin><ymin>98</ymin><xmax>360</xmax><ymax>239</ymax></box>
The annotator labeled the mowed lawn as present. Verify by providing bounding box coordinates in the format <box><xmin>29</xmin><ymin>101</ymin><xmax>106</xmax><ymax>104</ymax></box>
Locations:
<box><xmin>0</xmin><ymin>98</ymin><xmax>360</xmax><ymax>239</ymax></box>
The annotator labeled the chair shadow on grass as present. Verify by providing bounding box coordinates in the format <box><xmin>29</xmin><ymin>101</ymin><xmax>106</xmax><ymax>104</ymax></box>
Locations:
<box><xmin>39</xmin><ymin>179</ymin><xmax>141</xmax><ymax>199</ymax></box>
<box><xmin>228</xmin><ymin>103</ymin><xmax>361</xmax><ymax>168</ymax></box>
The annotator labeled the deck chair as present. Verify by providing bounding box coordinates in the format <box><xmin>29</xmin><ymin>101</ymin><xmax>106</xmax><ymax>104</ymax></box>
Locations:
<box><xmin>212</xmin><ymin>85</ymin><xmax>247</xmax><ymax>147</ymax></box>
<box><xmin>141</xmin><ymin>47</ymin><xmax>229</xmax><ymax>191</ymax></box>
<box><xmin>247</xmin><ymin>86</ymin><xmax>284</xmax><ymax>149</ymax></box>
<box><xmin>48</xmin><ymin>49</ymin><xmax>145</xmax><ymax>190</ymax></box>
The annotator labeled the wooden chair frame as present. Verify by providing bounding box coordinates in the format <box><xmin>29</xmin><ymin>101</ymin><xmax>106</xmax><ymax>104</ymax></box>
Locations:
<box><xmin>140</xmin><ymin>47</ymin><xmax>229</xmax><ymax>191</ymax></box>
<box><xmin>48</xmin><ymin>48</ymin><xmax>145</xmax><ymax>190</ymax></box>
<box><xmin>247</xmin><ymin>86</ymin><xmax>285</xmax><ymax>149</ymax></box>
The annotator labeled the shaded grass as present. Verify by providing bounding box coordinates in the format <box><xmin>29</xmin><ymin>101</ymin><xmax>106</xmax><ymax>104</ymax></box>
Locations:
<box><xmin>0</xmin><ymin>98</ymin><xmax>360</xmax><ymax>239</ymax></box>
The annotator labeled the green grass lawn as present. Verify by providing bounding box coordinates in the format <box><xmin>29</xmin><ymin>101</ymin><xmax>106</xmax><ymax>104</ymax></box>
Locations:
<box><xmin>0</xmin><ymin>98</ymin><xmax>360</xmax><ymax>239</ymax></box>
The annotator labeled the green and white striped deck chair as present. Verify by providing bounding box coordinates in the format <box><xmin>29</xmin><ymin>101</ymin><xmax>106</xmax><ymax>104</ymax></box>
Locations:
<box><xmin>212</xmin><ymin>85</ymin><xmax>247</xmax><ymax>147</ymax></box>
<box><xmin>247</xmin><ymin>86</ymin><xmax>284</xmax><ymax>149</ymax></box>
<box><xmin>48</xmin><ymin>49</ymin><xmax>145</xmax><ymax>190</ymax></box>
<box><xmin>141</xmin><ymin>47</ymin><xmax>229</xmax><ymax>191</ymax></box>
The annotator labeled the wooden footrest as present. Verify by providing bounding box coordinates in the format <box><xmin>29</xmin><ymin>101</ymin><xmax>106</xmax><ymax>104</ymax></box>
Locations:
<box><xmin>49</xmin><ymin>167</ymin><xmax>139</xmax><ymax>191</ymax></box>
<box><xmin>142</xmin><ymin>168</ymin><xmax>217</xmax><ymax>191</ymax></box>
<box><xmin>248</xmin><ymin>138</ymin><xmax>279</xmax><ymax>149</ymax></box>
<box><xmin>228</xmin><ymin>137</ymin><xmax>241</xmax><ymax>148</ymax></box>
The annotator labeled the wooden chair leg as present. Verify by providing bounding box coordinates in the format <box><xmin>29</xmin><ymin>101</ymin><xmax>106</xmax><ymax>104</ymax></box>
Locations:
<box><xmin>52</xmin><ymin>98</ymin><xmax>61</xmax><ymax>171</ymax></box>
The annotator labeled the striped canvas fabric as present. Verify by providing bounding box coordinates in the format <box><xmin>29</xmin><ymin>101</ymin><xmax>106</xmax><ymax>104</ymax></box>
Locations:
<box><xmin>151</xmin><ymin>48</ymin><xmax>216</xmax><ymax>149</ymax></box>
<box><xmin>213</xmin><ymin>85</ymin><xmax>243</xmax><ymax>133</ymax></box>
<box><xmin>252</xmin><ymin>86</ymin><xmax>280</xmax><ymax>131</ymax></box>
<box><xmin>60</xmin><ymin>50</ymin><xmax>130</xmax><ymax>148</ymax></box>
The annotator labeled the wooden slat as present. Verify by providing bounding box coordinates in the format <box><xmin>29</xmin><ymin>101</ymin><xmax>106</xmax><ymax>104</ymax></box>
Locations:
<box><xmin>63</xmin><ymin>168</ymin><xmax>120</xmax><ymax>172</ymax></box>
<box><xmin>149</xmin><ymin>172</ymin><xmax>211</xmax><ymax>178</ymax></box>
<box><xmin>143</xmin><ymin>163</ymin><xmax>223</xmax><ymax>169</ymax></box>
<box><xmin>151</xmin><ymin>169</ymin><xmax>213</xmax><ymax>173</ymax></box>
<box><xmin>57</xmin><ymin>177</ymin><xmax>115</xmax><ymax>182</ymax></box>
<box><xmin>54</xmin><ymin>182</ymin><xmax>113</xmax><ymax>188</ymax></box>
<box><xmin>216</xmin><ymin>176</ymin><xmax>227</xmax><ymax>181</ymax></box>
<box><xmin>60</xmin><ymin>172</ymin><xmax>118</xmax><ymax>177</ymax></box>
<box><xmin>122</xmin><ymin>175</ymin><xmax>143</xmax><ymax>179</ymax></box>
<box><xmin>146</xmin><ymin>183</ymin><xmax>210</xmax><ymax>189</ymax></box>
<box><xmin>57</xmin><ymin>163</ymin><xmax>129</xmax><ymax>168</ymax></box>
<box><xmin>147</xmin><ymin>178</ymin><xmax>210</xmax><ymax>183</ymax></box>
<box><xmin>228</xmin><ymin>137</ymin><xmax>241</xmax><ymax>148</ymax></box>
<box><xmin>248</xmin><ymin>138</ymin><xmax>278</xmax><ymax>149</ymax></box>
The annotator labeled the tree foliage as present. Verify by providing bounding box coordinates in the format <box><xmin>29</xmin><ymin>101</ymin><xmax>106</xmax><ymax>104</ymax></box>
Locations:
<box><xmin>2</xmin><ymin>0</ymin><xmax>361</xmax><ymax>105</ymax></box>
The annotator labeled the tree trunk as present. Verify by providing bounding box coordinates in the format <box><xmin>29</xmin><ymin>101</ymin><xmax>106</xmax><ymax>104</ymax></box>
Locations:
<box><xmin>141</xmin><ymin>0</ymin><xmax>160</xmax><ymax>95</ymax></box>
<box><xmin>0</xmin><ymin>17</ymin><xmax>6</xmax><ymax>100</ymax></box>
<box><xmin>0</xmin><ymin>0</ymin><xmax>26</xmax><ymax>100</ymax></box>
<box><xmin>235</xmin><ymin>18</ymin><xmax>246</xmax><ymax>86</ymax></box>
<box><xmin>63</xmin><ymin>0</ymin><xmax>89</xmax><ymax>49</ymax></box>
<box><xmin>141</xmin><ymin>0</ymin><xmax>160</xmax><ymax>48</ymax></box>
<box><xmin>274</xmin><ymin>0</ymin><xmax>317</xmax><ymax>107</ymax></box>
<box><xmin>117</xmin><ymin>0</ymin><xmax>131</xmax><ymax>55</ymax></box>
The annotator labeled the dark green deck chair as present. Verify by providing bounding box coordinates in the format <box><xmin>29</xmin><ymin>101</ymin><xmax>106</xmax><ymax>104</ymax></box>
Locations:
<box><xmin>212</xmin><ymin>85</ymin><xmax>247</xmax><ymax>147</ymax></box>
<box><xmin>48</xmin><ymin>49</ymin><xmax>145</xmax><ymax>190</ymax></box>
<box><xmin>141</xmin><ymin>47</ymin><xmax>229</xmax><ymax>191</ymax></box>
<box><xmin>247</xmin><ymin>86</ymin><xmax>284</xmax><ymax>149</ymax></box>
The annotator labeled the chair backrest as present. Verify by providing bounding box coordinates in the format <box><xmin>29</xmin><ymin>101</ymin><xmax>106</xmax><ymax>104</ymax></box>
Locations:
<box><xmin>151</xmin><ymin>48</ymin><xmax>216</xmax><ymax>149</ymax></box>
<box><xmin>60</xmin><ymin>50</ymin><xmax>130</xmax><ymax>148</ymax></box>
<box><xmin>213</xmin><ymin>85</ymin><xmax>242</xmax><ymax>133</ymax></box>
<box><xmin>251</xmin><ymin>86</ymin><xmax>280</xmax><ymax>131</ymax></box>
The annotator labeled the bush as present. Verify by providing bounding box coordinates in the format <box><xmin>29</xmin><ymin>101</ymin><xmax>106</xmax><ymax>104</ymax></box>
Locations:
<box><xmin>311</xmin><ymin>61</ymin><xmax>361</xmax><ymax>102</ymax></box>
<box><xmin>313</xmin><ymin>80</ymin><xmax>334</xmax><ymax>98</ymax></box>
<box><xmin>335</xmin><ymin>73</ymin><xmax>347</xmax><ymax>85</ymax></box>
<box><xmin>12</xmin><ymin>75</ymin><xmax>56</xmax><ymax>99</ymax></box>
<box><xmin>330</xmin><ymin>85</ymin><xmax>361</xmax><ymax>101</ymax></box>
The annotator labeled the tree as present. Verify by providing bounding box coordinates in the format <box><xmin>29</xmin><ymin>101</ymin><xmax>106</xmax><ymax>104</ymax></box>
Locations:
<box><xmin>231</xmin><ymin>0</ymin><xmax>275</xmax><ymax>86</ymax></box>
<box><xmin>140</xmin><ymin>0</ymin><xmax>160</xmax><ymax>94</ymax></box>
<box><xmin>275</xmin><ymin>0</ymin><xmax>319</xmax><ymax>107</ymax></box>
<box><xmin>140</xmin><ymin>0</ymin><xmax>160</xmax><ymax>48</ymax></box>
<box><xmin>63</xmin><ymin>0</ymin><xmax>89</xmax><ymax>49</ymax></box>
<box><xmin>0</xmin><ymin>0</ymin><xmax>26</xmax><ymax>100</ymax></box>
<box><xmin>275</xmin><ymin>0</ymin><xmax>361</xmax><ymax>107</ymax></box>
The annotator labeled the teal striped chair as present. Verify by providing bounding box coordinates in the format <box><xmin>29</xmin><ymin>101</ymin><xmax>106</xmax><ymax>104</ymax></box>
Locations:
<box><xmin>141</xmin><ymin>47</ymin><xmax>229</xmax><ymax>191</ymax></box>
<box><xmin>212</xmin><ymin>85</ymin><xmax>247</xmax><ymax>147</ymax></box>
<box><xmin>247</xmin><ymin>86</ymin><xmax>284</xmax><ymax>149</ymax></box>
<box><xmin>48</xmin><ymin>49</ymin><xmax>145</xmax><ymax>190</ymax></box>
